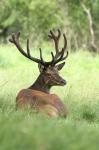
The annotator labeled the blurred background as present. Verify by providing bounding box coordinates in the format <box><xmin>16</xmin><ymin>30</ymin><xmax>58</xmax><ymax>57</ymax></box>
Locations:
<box><xmin>0</xmin><ymin>0</ymin><xmax>99</xmax><ymax>150</ymax></box>
<box><xmin>0</xmin><ymin>0</ymin><xmax>99</xmax><ymax>52</ymax></box>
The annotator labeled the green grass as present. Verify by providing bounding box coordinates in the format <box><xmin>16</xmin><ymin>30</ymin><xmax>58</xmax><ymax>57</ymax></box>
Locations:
<box><xmin>0</xmin><ymin>45</ymin><xmax>99</xmax><ymax>150</ymax></box>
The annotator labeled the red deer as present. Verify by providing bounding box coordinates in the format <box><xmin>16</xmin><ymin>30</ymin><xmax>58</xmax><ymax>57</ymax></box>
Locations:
<box><xmin>9</xmin><ymin>29</ymin><xmax>68</xmax><ymax>118</ymax></box>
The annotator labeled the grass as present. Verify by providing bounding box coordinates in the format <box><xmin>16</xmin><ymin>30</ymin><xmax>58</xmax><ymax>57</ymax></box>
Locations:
<box><xmin>0</xmin><ymin>44</ymin><xmax>99</xmax><ymax>150</ymax></box>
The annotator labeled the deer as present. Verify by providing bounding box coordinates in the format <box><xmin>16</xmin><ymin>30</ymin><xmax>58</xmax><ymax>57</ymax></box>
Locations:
<box><xmin>9</xmin><ymin>29</ymin><xmax>68</xmax><ymax>118</ymax></box>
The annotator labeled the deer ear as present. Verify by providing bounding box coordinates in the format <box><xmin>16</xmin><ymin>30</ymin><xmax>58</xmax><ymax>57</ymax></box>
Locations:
<box><xmin>56</xmin><ymin>62</ymin><xmax>65</xmax><ymax>71</ymax></box>
<box><xmin>38</xmin><ymin>63</ymin><xmax>44</xmax><ymax>72</ymax></box>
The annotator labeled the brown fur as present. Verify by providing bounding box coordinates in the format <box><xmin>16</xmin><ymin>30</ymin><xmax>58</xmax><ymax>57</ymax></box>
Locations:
<box><xmin>9</xmin><ymin>30</ymin><xmax>68</xmax><ymax>118</ymax></box>
<box><xmin>16</xmin><ymin>89</ymin><xmax>67</xmax><ymax>118</ymax></box>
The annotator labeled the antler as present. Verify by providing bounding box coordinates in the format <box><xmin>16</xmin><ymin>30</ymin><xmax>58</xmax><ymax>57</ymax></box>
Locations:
<box><xmin>9</xmin><ymin>30</ymin><xmax>68</xmax><ymax>67</ymax></box>
<box><xmin>9</xmin><ymin>32</ymin><xmax>54</xmax><ymax>66</ymax></box>
<box><xmin>48</xmin><ymin>29</ymin><xmax>68</xmax><ymax>65</ymax></box>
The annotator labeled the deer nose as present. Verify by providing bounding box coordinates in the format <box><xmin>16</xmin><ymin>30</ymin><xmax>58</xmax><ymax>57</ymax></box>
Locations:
<box><xmin>60</xmin><ymin>79</ymin><xmax>66</xmax><ymax>85</ymax></box>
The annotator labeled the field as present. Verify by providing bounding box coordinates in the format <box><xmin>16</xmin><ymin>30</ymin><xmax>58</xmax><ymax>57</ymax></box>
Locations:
<box><xmin>0</xmin><ymin>45</ymin><xmax>99</xmax><ymax>150</ymax></box>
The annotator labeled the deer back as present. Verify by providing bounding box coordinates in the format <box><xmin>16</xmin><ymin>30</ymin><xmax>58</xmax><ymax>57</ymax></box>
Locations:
<box><xmin>16</xmin><ymin>89</ymin><xmax>67</xmax><ymax>118</ymax></box>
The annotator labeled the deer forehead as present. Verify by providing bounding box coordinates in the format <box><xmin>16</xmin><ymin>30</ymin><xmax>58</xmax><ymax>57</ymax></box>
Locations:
<box><xmin>46</xmin><ymin>66</ymin><xmax>58</xmax><ymax>74</ymax></box>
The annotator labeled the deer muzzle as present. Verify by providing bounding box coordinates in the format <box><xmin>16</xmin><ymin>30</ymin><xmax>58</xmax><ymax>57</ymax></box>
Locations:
<box><xmin>55</xmin><ymin>75</ymin><xmax>66</xmax><ymax>86</ymax></box>
<box><xmin>60</xmin><ymin>79</ymin><xmax>66</xmax><ymax>85</ymax></box>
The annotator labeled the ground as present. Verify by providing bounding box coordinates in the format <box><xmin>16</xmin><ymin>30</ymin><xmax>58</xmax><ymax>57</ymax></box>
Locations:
<box><xmin>0</xmin><ymin>45</ymin><xmax>99</xmax><ymax>150</ymax></box>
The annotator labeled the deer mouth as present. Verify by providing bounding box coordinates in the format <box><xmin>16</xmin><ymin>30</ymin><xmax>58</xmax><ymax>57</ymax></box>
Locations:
<box><xmin>55</xmin><ymin>79</ymin><xmax>66</xmax><ymax>86</ymax></box>
<box><xmin>60</xmin><ymin>79</ymin><xmax>66</xmax><ymax>85</ymax></box>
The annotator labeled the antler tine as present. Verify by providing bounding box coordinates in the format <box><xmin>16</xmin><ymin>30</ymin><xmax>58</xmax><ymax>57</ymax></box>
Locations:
<box><xmin>48</xmin><ymin>29</ymin><xmax>61</xmax><ymax>54</ymax></box>
<box><xmin>50</xmin><ymin>31</ymin><xmax>68</xmax><ymax>65</ymax></box>
<box><xmin>39</xmin><ymin>48</ymin><xmax>55</xmax><ymax>65</ymax></box>
<box><xmin>51</xmin><ymin>51</ymin><xmax>55</xmax><ymax>63</ymax></box>
<box><xmin>64</xmin><ymin>50</ymin><xmax>68</xmax><ymax>59</ymax></box>
<box><xmin>53</xmin><ymin>50</ymin><xmax>68</xmax><ymax>65</ymax></box>
<box><xmin>49</xmin><ymin>29</ymin><xmax>61</xmax><ymax>40</ymax></box>
<box><xmin>27</xmin><ymin>39</ymin><xmax>31</xmax><ymax>57</ymax></box>
<box><xmin>56</xmin><ymin>33</ymin><xmax>67</xmax><ymax>60</ymax></box>
<box><xmin>9</xmin><ymin>32</ymin><xmax>47</xmax><ymax>65</ymax></box>
<box><xmin>16</xmin><ymin>32</ymin><xmax>20</xmax><ymax>39</ymax></box>
<box><xmin>9</xmin><ymin>32</ymin><xmax>31</xmax><ymax>59</ymax></box>
<box><xmin>63</xmin><ymin>33</ymin><xmax>67</xmax><ymax>51</ymax></box>
<box><xmin>57</xmin><ymin>29</ymin><xmax>61</xmax><ymax>39</ymax></box>
<box><xmin>9</xmin><ymin>32</ymin><xmax>20</xmax><ymax>43</ymax></box>
<box><xmin>39</xmin><ymin>48</ymin><xmax>44</xmax><ymax>63</ymax></box>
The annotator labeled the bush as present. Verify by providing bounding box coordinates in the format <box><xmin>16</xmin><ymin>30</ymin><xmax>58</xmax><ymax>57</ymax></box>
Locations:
<box><xmin>0</xmin><ymin>0</ymin><xmax>62</xmax><ymax>43</ymax></box>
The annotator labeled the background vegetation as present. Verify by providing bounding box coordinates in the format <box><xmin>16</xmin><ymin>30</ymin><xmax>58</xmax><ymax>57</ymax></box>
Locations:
<box><xmin>0</xmin><ymin>0</ymin><xmax>99</xmax><ymax>51</ymax></box>
<box><xmin>0</xmin><ymin>45</ymin><xmax>99</xmax><ymax>149</ymax></box>
<box><xmin>0</xmin><ymin>0</ymin><xmax>99</xmax><ymax>150</ymax></box>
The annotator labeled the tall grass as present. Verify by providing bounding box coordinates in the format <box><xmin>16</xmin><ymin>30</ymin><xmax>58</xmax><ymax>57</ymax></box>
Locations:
<box><xmin>0</xmin><ymin>45</ymin><xmax>99</xmax><ymax>150</ymax></box>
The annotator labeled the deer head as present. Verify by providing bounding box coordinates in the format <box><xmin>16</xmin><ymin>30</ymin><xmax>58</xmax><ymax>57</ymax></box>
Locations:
<box><xmin>9</xmin><ymin>30</ymin><xmax>68</xmax><ymax>91</ymax></box>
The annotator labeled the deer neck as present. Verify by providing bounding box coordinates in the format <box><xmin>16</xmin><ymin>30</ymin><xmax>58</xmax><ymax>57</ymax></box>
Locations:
<box><xmin>28</xmin><ymin>73</ymin><xmax>51</xmax><ymax>94</ymax></box>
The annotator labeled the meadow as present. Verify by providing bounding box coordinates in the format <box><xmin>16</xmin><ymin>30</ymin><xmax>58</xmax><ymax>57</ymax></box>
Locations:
<box><xmin>0</xmin><ymin>44</ymin><xmax>99</xmax><ymax>150</ymax></box>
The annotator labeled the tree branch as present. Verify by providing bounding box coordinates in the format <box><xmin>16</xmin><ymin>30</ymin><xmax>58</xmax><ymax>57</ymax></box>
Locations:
<box><xmin>81</xmin><ymin>2</ymin><xmax>98</xmax><ymax>52</ymax></box>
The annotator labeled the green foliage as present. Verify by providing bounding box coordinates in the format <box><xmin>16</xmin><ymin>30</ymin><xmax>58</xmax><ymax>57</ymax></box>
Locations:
<box><xmin>58</xmin><ymin>0</ymin><xmax>99</xmax><ymax>50</ymax></box>
<box><xmin>29</xmin><ymin>0</ymin><xmax>62</xmax><ymax>38</ymax></box>
<box><xmin>0</xmin><ymin>46</ymin><xmax>99</xmax><ymax>149</ymax></box>
<box><xmin>0</xmin><ymin>0</ymin><xmax>99</xmax><ymax>50</ymax></box>
<box><xmin>0</xmin><ymin>0</ymin><xmax>62</xmax><ymax>42</ymax></box>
